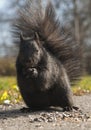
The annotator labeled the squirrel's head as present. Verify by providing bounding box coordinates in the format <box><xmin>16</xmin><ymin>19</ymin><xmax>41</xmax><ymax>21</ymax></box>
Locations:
<box><xmin>18</xmin><ymin>32</ymin><xmax>43</xmax><ymax>67</ymax></box>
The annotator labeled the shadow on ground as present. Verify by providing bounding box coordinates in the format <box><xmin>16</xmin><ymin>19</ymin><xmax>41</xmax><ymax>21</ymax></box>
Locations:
<box><xmin>0</xmin><ymin>106</ymin><xmax>63</xmax><ymax>119</ymax></box>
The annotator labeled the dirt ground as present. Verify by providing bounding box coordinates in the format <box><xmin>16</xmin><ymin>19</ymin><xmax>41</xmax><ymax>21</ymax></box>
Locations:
<box><xmin>0</xmin><ymin>94</ymin><xmax>91</xmax><ymax>130</ymax></box>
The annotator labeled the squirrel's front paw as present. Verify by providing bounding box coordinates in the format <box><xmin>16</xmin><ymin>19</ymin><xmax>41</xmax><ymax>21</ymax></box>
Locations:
<box><xmin>28</xmin><ymin>68</ymin><xmax>38</xmax><ymax>78</ymax></box>
<box><xmin>23</xmin><ymin>68</ymin><xmax>38</xmax><ymax>78</ymax></box>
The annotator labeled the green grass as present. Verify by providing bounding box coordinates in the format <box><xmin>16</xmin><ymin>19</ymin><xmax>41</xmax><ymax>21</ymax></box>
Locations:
<box><xmin>0</xmin><ymin>76</ymin><xmax>91</xmax><ymax>104</ymax></box>
<box><xmin>72</xmin><ymin>76</ymin><xmax>91</xmax><ymax>95</ymax></box>
<box><xmin>0</xmin><ymin>76</ymin><xmax>22</xmax><ymax>104</ymax></box>
<box><xmin>0</xmin><ymin>76</ymin><xmax>16</xmax><ymax>90</ymax></box>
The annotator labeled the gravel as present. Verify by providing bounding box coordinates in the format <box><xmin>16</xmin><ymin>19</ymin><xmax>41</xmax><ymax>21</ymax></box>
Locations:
<box><xmin>0</xmin><ymin>94</ymin><xmax>91</xmax><ymax>130</ymax></box>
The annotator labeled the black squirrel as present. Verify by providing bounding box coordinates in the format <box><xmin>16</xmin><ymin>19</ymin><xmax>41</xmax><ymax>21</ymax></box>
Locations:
<box><xmin>13</xmin><ymin>0</ymin><xmax>82</xmax><ymax>111</ymax></box>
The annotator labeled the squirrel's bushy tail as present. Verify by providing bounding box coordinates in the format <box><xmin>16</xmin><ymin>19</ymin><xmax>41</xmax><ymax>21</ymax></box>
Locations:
<box><xmin>13</xmin><ymin>0</ymin><xmax>82</xmax><ymax>82</ymax></box>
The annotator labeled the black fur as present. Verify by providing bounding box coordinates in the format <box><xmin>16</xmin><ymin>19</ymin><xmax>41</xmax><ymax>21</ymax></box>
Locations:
<box><xmin>13</xmin><ymin>0</ymin><xmax>82</xmax><ymax>111</ymax></box>
<box><xmin>16</xmin><ymin>33</ymin><xmax>73</xmax><ymax>110</ymax></box>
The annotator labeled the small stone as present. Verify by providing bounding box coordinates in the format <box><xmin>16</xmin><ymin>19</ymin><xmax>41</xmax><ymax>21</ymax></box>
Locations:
<box><xmin>3</xmin><ymin>100</ymin><xmax>10</xmax><ymax>105</ymax></box>
<box><xmin>34</xmin><ymin>118</ymin><xmax>42</xmax><ymax>122</ymax></box>
<box><xmin>35</xmin><ymin>124</ymin><xmax>43</xmax><ymax>128</ymax></box>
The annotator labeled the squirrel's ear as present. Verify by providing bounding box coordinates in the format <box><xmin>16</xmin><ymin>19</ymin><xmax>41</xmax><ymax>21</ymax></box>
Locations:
<box><xmin>35</xmin><ymin>32</ymin><xmax>40</xmax><ymax>41</ymax></box>
<box><xmin>35</xmin><ymin>32</ymin><xmax>41</xmax><ymax>46</ymax></box>
<box><xmin>20</xmin><ymin>32</ymin><xmax>33</xmax><ymax>41</ymax></box>
<box><xmin>20</xmin><ymin>32</ymin><xmax>24</xmax><ymax>41</ymax></box>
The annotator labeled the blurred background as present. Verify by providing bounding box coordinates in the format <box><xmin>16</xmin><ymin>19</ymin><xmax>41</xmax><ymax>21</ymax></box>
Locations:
<box><xmin>0</xmin><ymin>0</ymin><xmax>91</xmax><ymax>76</ymax></box>
<box><xmin>0</xmin><ymin>0</ymin><xmax>91</xmax><ymax>104</ymax></box>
